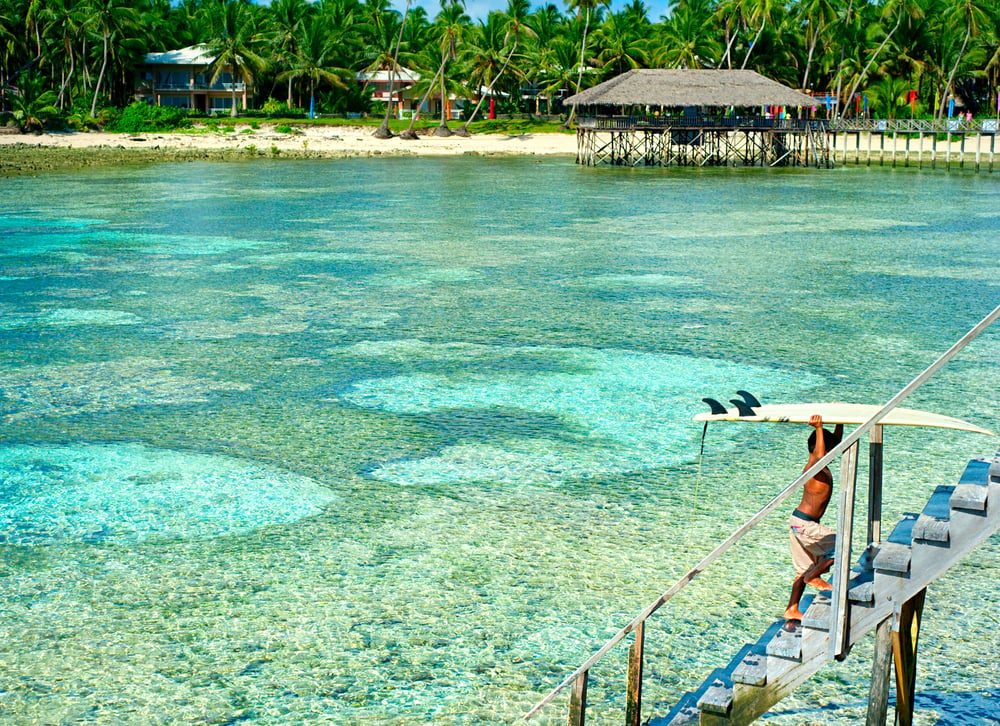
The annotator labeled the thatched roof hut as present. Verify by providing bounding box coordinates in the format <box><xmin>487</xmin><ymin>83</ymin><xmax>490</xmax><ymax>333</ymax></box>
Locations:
<box><xmin>565</xmin><ymin>69</ymin><xmax>817</xmax><ymax>109</ymax></box>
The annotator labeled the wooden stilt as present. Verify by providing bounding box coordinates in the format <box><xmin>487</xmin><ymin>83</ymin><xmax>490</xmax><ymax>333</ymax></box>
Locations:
<box><xmin>892</xmin><ymin>589</ymin><xmax>926</xmax><ymax>726</ymax></box>
<box><xmin>868</xmin><ymin>424</ymin><xmax>883</xmax><ymax>546</ymax></box>
<box><xmin>568</xmin><ymin>670</ymin><xmax>588</xmax><ymax>726</ymax></box>
<box><xmin>625</xmin><ymin>621</ymin><xmax>645</xmax><ymax>726</ymax></box>
<box><xmin>866</xmin><ymin>617</ymin><xmax>894</xmax><ymax>726</ymax></box>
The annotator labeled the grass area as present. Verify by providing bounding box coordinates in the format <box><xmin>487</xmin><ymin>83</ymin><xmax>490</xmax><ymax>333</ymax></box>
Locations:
<box><xmin>195</xmin><ymin>115</ymin><xmax>571</xmax><ymax>135</ymax></box>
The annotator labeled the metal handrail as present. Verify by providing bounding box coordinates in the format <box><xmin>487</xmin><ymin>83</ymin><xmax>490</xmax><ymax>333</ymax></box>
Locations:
<box><xmin>523</xmin><ymin>303</ymin><xmax>1000</xmax><ymax>722</ymax></box>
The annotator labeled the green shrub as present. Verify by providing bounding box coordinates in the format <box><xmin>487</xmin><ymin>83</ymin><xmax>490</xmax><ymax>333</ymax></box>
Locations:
<box><xmin>260</xmin><ymin>98</ymin><xmax>304</xmax><ymax>116</ymax></box>
<box><xmin>275</xmin><ymin>124</ymin><xmax>293</xmax><ymax>134</ymax></box>
<box><xmin>110</xmin><ymin>102</ymin><xmax>191</xmax><ymax>133</ymax></box>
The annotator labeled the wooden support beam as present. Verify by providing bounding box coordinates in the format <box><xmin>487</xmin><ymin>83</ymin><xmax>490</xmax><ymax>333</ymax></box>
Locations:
<box><xmin>866</xmin><ymin>616</ymin><xmax>893</xmax><ymax>726</ymax></box>
<box><xmin>892</xmin><ymin>589</ymin><xmax>926</xmax><ymax>726</ymax></box>
<box><xmin>568</xmin><ymin>670</ymin><xmax>588</xmax><ymax>726</ymax></box>
<box><xmin>868</xmin><ymin>425</ymin><xmax>883</xmax><ymax>546</ymax></box>
<box><xmin>625</xmin><ymin>620</ymin><xmax>645</xmax><ymax>726</ymax></box>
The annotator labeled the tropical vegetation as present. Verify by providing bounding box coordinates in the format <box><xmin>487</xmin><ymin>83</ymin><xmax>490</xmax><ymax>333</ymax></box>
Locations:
<box><xmin>0</xmin><ymin>0</ymin><xmax>998</xmax><ymax>131</ymax></box>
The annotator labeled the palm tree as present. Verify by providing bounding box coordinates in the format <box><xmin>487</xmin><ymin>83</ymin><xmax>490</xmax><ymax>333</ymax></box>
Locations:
<box><xmin>796</xmin><ymin>0</ymin><xmax>841</xmax><ymax>91</ymax></box>
<box><xmin>866</xmin><ymin>74</ymin><xmax>912</xmax><ymax>117</ymax></box>
<box><xmin>593</xmin><ymin>11</ymin><xmax>648</xmax><ymax>76</ymax></box>
<box><xmin>398</xmin><ymin>45</ymin><xmax>446</xmax><ymax>138</ymax></box>
<box><xmin>205</xmin><ymin>0</ymin><xmax>267</xmax><ymax>117</ymax></box>
<box><xmin>83</xmin><ymin>0</ymin><xmax>140</xmax><ymax>117</ymax></box>
<box><xmin>269</xmin><ymin>0</ymin><xmax>314</xmax><ymax>106</ymax></box>
<box><xmin>739</xmin><ymin>0</ymin><xmax>779</xmax><ymax>69</ymax></box>
<box><xmin>277</xmin><ymin>15</ymin><xmax>351</xmax><ymax>116</ymax></box>
<box><xmin>39</xmin><ymin>0</ymin><xmax>88</xmax><ymax>109</ymax></box>
<box><xmin>939</xmin><ymin>0</ymin><xmax>990</xmax><ymax>116</ymax></box>
<box><xmin>374</xmin><ymin>0</ymin><xmax>410</xmax><ymax>138</ymax></box>
<box><xmin>10</xmin><ymin>71</ymin><xmax>59</xmax><ymax>131</ymax></box>
<box><xmin>428</xmin><ymin>0</ymin><xmax>470</xmax><ymax>137</ymax></box>
<box><xmin>457</xmin><ymin>0</ymin><xmax>537</xmax><ymax>134</ymax></box>
<box><xmin>654</xmin><ymin>0</ymin><xmax>723</xmax><ymax>68</ymax></box>
<box><xmin>839</xmin><ymin>0</ymin><xmax>923</xmax><ymax>120</ymax></box>
<box><xmin>537</xmin><ymin>36</ymin><xmax>582</xmax><ymax>115</ymax></box>
<box><xmin>562</xmin><ymin>0</ymin><xmax>610</xmax><ymax>127</ymax></box>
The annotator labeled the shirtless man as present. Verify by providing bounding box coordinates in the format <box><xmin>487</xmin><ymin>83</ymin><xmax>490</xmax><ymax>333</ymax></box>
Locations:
<box><xmin>784</xmin><ymin>415</ymin><xmax>844</xmax><ymax>621</ymax></box>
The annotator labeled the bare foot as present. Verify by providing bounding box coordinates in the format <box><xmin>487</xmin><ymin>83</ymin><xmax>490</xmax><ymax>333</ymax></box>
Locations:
<box><xmin>784</xmin><ymin>606</ymin><xmax>804</xmax><ymax>620</ymax></box>
<box><xmin>807</xmin><ymin>578</ymin><xmax>833</xmax><ymax>591</ymax></box>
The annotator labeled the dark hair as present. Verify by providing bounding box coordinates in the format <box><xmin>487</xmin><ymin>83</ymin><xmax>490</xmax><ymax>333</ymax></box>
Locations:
<box><xmin>808</xmin><ymin>428</ymin><xmax>842</xmax><ymax>453</ymax></box>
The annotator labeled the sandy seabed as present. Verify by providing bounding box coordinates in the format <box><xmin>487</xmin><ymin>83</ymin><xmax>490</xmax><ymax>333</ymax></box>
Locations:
<box><xmin>0</xmin><ymin>124</ymin><xmax>578</xmax><ymax>158</ymax></box>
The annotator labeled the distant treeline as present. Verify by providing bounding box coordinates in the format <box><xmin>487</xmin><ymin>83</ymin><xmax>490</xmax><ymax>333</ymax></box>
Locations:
<box><xmin>1</xmin><ymin>0</ymin><xmax>998</xmax><ymax>128</ymax></box>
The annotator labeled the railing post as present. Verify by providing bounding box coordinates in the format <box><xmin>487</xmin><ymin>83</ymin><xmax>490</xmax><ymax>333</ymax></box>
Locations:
<box><xmin>568</xmin><ymin>670</ymin><xmax>588</xmax><ymax>726</ymax></box>
<box><xmin>830</xmin><ymin>440</ymin><xmax>859</xmax><ymax>661</ymax></box>
<box><xmin>868</xmin><ymin>424</ymin><xmax>883</xmax><ymax>546</ymax></box>
<box><xmin>625</xmin><ymin>620</ymin><xmax>644</xmax><ymax>726</ymax></box>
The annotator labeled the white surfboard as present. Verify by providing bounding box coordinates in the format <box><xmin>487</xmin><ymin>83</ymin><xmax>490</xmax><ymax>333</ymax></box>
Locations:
<box><xmin>694</xmin><ymin>402</ymin><xmax>994</xmax><ymax>436</ymax></box>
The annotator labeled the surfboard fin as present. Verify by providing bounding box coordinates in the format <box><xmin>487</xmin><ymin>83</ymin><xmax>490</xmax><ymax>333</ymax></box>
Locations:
<box><xmin>702</xmin><ymin>397</ymin><xmax>728</xmax><ymax>415</ymax></box>
<box><xmin>736</xmin><ymin>390</ymin><xmax>762</xmax><ymax>408</ymax></box>
<box><xmin>730</xmin><ymin>399</ymin><xmax>756</xmax><ymax>417</ymax></box>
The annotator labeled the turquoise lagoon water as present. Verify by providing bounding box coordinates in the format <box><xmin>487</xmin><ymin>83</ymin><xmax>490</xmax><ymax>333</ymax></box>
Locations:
<box><xmin>0</xmin><ymin>157</ymin><xmax>998</xmax><ymax>725</ymax></box>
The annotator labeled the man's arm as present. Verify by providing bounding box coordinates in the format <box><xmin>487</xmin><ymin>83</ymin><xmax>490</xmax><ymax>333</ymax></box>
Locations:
<box><xmin>804</xmin><ymin>414</ymin><xmax>826</xmax><ymax>470</ymax></box>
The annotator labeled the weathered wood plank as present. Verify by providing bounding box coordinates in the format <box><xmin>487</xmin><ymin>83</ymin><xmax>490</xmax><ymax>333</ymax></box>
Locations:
<box><xmin>950</xmin><ymin>459</ymin><xmax>991</xmax><ymax>510</ymax></box>
<box><xmin>866</xmin><ymin>617</ymin><xmax>894</xmax><ymax>726</ymax></box>
<box><xmin>913</xmin><ymin>486</ymin><xmax>954</xmax><ymax>543</ymax></box>
<box><xmin>766</xmin><ymin>624</ymin><xmax>801</xmax><ymax>660</ymax></box>
<box><xmin>697</xmin><ymin>674</ymin><xmax>734</xmax><ymax>716</ymax></box>
<box><xmin>873</xmin><ymin>514</ymin><xmax>918</xmax><ymax>573</ymax></box>
<box><xmin>732</xmin><ymin>651</ymin><xmax>768</xmax><ymax>686</ymax></box>
<box><xmin>802</xmin><ymin>596</ymin><xmax>831</xmax><ymax>631</ymax></box>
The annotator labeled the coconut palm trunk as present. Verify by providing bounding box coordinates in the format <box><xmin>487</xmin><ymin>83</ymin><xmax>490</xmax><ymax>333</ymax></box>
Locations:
<box><xmin>375</xmin><ymin>0</ymin><xmax>411</xmax><ymax>139</ymax></box>
<box><xmin>839</xmin><ymin>3</ymin><xmax>904</xmax><ymax>120</ymax></box>
<box><xmin>939</xmin><ymin>22</ymin><xmax>972</xmax><ymax>118</ymax></box>
<box><xmin>561</xmin><ymin>6</ymin><xmax>591</xmax><ymax>129</ymax></box>
<box><xmin>90</xmin><ymin>32</ymin><xmax>109</xmax><ymax>117</ymax></box>
<box><xmin>399</xmin><ymin>62</ymin><xmax>444</xmax><ymax>139</ymax></box>
<box><xmin>455</xmin><ymin>39</ymin><xmax>516</xmax><ymax>136</ymax></box>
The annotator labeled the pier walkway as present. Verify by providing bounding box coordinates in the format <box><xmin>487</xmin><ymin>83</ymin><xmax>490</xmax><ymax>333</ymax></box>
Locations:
<box><xmin>576</xmin><ymin>115</ymin><xmax>998</xmax><ymax>171</ymax></box>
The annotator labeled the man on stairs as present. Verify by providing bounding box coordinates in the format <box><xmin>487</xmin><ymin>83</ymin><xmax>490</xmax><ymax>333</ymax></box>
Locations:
<box><xmin>785</xmin><ymin>415</ymin><xmax>844</xmax><ymax>621</ymax></box>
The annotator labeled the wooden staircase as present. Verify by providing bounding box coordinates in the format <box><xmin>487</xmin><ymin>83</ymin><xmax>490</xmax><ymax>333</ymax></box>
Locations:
<box><xmin>652</xmin><ymin>455</ymin><xmax>1000</xmax><ymax>725</ymax></box>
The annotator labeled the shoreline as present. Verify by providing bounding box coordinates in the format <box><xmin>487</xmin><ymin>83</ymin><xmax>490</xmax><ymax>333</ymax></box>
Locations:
<box><xmin>0</xmin><ymin>125</ymin><xmax>578</xmax><ymax>175</ymax></box>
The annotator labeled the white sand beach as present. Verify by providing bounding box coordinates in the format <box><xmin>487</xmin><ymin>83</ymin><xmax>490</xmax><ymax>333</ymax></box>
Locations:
<box><xmin>0</xmin><ymin>124</ymin><xmax>578</xmax><ymax>157</ymax></box>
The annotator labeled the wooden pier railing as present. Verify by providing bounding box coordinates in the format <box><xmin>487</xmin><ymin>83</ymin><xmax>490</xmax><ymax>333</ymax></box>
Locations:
<box><xmin>574</xmin><ymin>115</ymin><xmax>998</xmax><ymax>169</ymax></box>
<box><xmin>523</xmin><ymin>304</ymin><xmax>1000</xmax><ymax>726</ymax></box>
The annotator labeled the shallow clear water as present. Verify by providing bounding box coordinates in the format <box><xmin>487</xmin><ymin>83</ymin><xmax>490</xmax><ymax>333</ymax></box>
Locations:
<box><xmin>0</xmin><ymin>158</ymin><xmax>998</xmax><ymax>725</ymax></box>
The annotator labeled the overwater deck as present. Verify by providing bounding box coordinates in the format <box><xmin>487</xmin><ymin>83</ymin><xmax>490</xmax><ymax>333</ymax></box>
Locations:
<box><xmin>576</xmin><ymin>115</ymin><xmax>833</xmax><ymax>168</ymax></box>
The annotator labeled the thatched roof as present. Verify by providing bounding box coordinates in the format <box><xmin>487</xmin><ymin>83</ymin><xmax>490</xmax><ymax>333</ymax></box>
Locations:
<box><xmin>565</xmin><ymin>69</ymin><xmax>817</xmax><ymax>108</ymax></box>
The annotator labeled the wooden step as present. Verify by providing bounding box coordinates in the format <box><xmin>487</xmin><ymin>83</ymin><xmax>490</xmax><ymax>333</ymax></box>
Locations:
<box><xmin>913</xmin><ymin>485</ymin><xmax>954</xmax><ymax>543</ymax></box>
<box><xmin>801</xmin><ymin>594</ymin><xmax>831</xmax><ymax>631</ymax></box>
<box><xmin>872</xmin><ymin>513</ymin><xmax>918</xmax><ymax>574</ymax></box>
<box><xmin>650</xmin><ymin>691</ymin><xmax>700</xmax><ymax>725</ymax></box>
<box><xmin>950</xmin><ymin>458</ymin><xmax>991</xmax><ymax>511</ymax></box>
<box><xmin>732</xmin><ymin>648</ymin><xmax>768</xmax><ymax>686</ymax></box>
<box><xmin>765</xmin><ymin>622</ymin><xmax>801</xmax><ymax>660</ymax></box>
<box><xmin>697</xmin><ymin>671</ymin><xmax>734</xmax><ymax>715</ymax></box>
